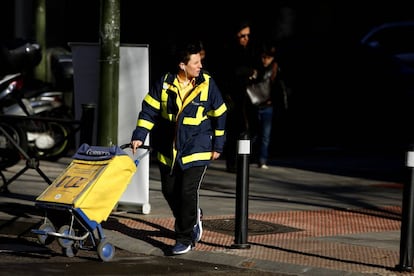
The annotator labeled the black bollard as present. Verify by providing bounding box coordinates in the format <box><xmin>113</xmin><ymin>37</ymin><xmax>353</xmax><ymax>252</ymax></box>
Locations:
<box><xmin>231</xmin><ymin>133</ymin><xmax>251</xmax><ymax>249</ymax></box>
<box><xmin>80</xmin><ymin>103</ymin><xmax>96</xmax><ymax>145</ymax></box>
<box><xmin>397</xmin><ymin>146</ymin><xmax>414</xmax><ymax>272</ymax></box>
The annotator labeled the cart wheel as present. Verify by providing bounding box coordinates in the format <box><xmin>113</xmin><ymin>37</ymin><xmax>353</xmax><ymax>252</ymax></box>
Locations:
<box><xmin>57</xmin><ymin>225</ymin><xmax>75</xmax><ymax>248</ymax></box>
<box><xmin>62</xmin><ymin>246</ymin><xmax>78</xmax><ymax>258</ymax></box>
<box><xmin>97</xmin><ymin>240</ymin><xmax>115</xmax><ymax>262</ymax></box>
<box><xmin>37</xmin><ymin>222</ymin><xmax>56</xmax><ymax>245</ymax></box>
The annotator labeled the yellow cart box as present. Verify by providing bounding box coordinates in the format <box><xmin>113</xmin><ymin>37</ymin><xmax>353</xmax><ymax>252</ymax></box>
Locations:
<box><xmin>36</xmin><ymin>144</ymin><xmax>136</xmax><ymax>223</ymax></box>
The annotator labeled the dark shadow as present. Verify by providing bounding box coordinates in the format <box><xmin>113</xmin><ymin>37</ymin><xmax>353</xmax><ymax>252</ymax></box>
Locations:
<box><xmin>103</xmin><ymin>214</ymin><xmax>175</xmax><ymax>256</ymax></box>
<box><xmin>201</xmin><ymin>181</ymin><xmax>402</xmax><ymax>221</ymax></box>
<box><xmin>0</xmin><ymin>201</ymin><xmax>41</xmax><ymax>219</ymax></box>
<box><xmin>0</xmin><ymin>236</ymin><xmax>104</xmax><ymax>262</ymax></box>
<box><xmin>268</xmin><ymin>148</ymin><xmax>407</xmax><ymax>183</ymax></box>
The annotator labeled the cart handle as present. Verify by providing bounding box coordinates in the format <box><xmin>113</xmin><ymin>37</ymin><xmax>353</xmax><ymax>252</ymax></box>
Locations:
<box><xmin>120</xmin><ymin>143</ymin><xmax>151</xmax><ymax>151</ymax></box>
<box><xmin>120</xmin><ymin>143</ymin><xmax>151</xmax><ymax>166</ymax></box>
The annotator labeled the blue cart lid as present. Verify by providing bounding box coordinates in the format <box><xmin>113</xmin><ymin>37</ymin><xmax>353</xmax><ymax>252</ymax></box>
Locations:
<box><xmin>72</xmin><ymin>143</ymin><xmax>128</xmax><ymax>161</ymax></box>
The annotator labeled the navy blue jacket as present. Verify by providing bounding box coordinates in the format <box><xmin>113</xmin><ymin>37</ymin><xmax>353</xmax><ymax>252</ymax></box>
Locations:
<box><xmin>131</xmin><ymin>71</ymin><xmax>227</xmax><ymax>170</ymax></box>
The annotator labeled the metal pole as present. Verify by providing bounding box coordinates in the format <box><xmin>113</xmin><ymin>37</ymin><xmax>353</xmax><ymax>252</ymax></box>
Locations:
<box><xmin>34</xmin><ymin>0</ymin><xmax>47</xmax><ymax>82</ymax></box>
<box><xmin>397</xmin><ymin>146</ymin><xmax>414</xmax><ymax>272</ymax></box>
<box><xmin>97</xmin><ymin>0</ymin><xmax>120</xmax><ymax>146</ymax></box>
<box><xmin>232</xmin><ymin>133</ymin><xmax>251</xmax><ymax>249</ymax></box>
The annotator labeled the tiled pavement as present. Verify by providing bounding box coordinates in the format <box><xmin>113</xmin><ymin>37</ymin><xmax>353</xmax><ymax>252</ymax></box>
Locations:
<box><xmin>1</xmin><ymin>150</ymin><xmax>413</xmax><ymax>275</ymax></box>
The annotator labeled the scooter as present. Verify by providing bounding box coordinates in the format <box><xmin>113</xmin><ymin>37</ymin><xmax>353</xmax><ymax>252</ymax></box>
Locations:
<box><xmin>0</xmin><ymin>72</ymin><xmax>73</xmax><ymax>161</ymax></box>
<box><xmin>0</xmin><ymin>42</ymin><xmax>74</xmax><ymax>163</ymax></box>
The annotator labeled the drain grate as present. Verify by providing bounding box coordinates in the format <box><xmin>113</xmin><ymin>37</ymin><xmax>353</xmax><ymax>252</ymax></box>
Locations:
<box><xmin>202</xmin><ymin>218</ymin><xmax>302</xmax><ymax>236</ymax></box>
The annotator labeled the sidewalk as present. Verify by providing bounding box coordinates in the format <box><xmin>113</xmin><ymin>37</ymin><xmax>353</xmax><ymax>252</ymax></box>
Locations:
<box><xmin>0</xmin><ymin>149</ymin><xmax>411</xmax><ymax>275</ymax></box>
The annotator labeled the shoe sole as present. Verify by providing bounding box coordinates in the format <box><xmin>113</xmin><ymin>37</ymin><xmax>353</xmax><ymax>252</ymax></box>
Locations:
<box><xmin>172</xmin><ymin>245</ymin><xmax>192</xmax><ymax>255</ymax></box>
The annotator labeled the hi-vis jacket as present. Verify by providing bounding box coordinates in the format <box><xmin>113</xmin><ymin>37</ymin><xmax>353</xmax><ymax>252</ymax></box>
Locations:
<box><xmin>131</xmin><ymin>71</ymin><xmax>227</xmax><ymax>170</ymax></box>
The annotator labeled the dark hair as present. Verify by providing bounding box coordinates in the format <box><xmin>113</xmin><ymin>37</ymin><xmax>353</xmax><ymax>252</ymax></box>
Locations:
<box><xmin>173</xmin><ymin>41</ymin><xmax>202</xmax><ymax>65</ymax></box>
<box><xmin>261</xmin><ymin>43</ymin><xmax>276</xmax><ymax>57</ymax></box>
<box><xmin>234</xmin><ymin>20</ymin><xmax>251</xmax><ymax>34</ymax></box>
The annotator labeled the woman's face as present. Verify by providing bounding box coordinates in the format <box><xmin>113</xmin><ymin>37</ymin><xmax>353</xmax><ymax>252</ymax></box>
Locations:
<box><xmin>261</xmin><ymin>54</ymin><xmax>274</xmax><ymax>67</ymax></box>
<box><xmin>182</xmin><ymin>53</ymin><xmax>202</xmax><ymax>79</ymax></box>
<box><xmin>237</xmin><ymin>26</ymin><xmax>250</xmax><ymax>47</ymax></box>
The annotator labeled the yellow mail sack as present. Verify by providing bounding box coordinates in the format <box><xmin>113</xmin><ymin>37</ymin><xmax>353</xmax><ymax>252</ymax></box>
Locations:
<box><xmin>36</xmin><ymin>144</ymin><xmax>136</xmax><ymax>223</ymax></box>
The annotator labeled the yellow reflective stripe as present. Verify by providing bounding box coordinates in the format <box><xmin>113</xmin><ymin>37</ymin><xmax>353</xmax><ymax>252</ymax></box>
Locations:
<box><xmin>207</xmin><ymin>103</ymin><xmax>227</xmax><ymax>117</ymax></box>
<box><xmin>171</xmin><ymin>148</ymin><xmax>177</xmax><ymax>169</ymax></box>
<box><xmin>183</xmin><ymin>106</ymin><xmax>206</xmax><ymax>125</ymax></box>
<box><xmin>157</xmin><ymin>152</ymin><xmax>172</xmax><ymax>166</ymax></box>
<box><xmin>137</xmin><ymin>119</ymin><xmax>154</xmax><ymax>130</ymax></box>
<box><xmin>160</xmin><ymin>85</ymin><xmax>177</xmax><ymax>121</ymax></box>
<box><xmin>144</xmin><ymin>94</ymin><xmax>160</xmax><ymax>110</ymax></box>
<box><xmin>199</xmin><ymin>73</ymin><xmax>210</xmax><ymax>102</ymax></box>
<box><xmin>215</xmin><ymin>129</ymin><xmax>225</xmax><ymax>136</ymax></box>
<box><xmin>182</xmin><ymin>87</ymin><xmax>201</xmax><ymax>109</ymax></box>
<box><xmin>199</xmin><ymin>83</ymin><xmax>208</xmax><ymax>101</ymax></box>
<box><xmin>182</xmin><ymin>152</ymin><xmax>211</xmax><ymax>164</ymax></box>
<box><xmin>171</xmin><ymin>78</ymin><xmax>184</xmax><ymax>110</ymax></box>
<box><xmin>162</xmin><ymin>112</ymin><xmax>175</xmax><ymax>121</ymax></box>
<box><xmin>161</xmin><ymin>85</ymin><xmax>169</xmax><ymax>119</ymax></box>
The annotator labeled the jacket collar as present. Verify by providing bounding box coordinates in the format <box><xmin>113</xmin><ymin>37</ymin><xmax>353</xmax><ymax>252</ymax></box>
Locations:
<box><xmin>164</xmin><ymin>70</ymin><xmax>206</xmax><ymax>87</ymax></box>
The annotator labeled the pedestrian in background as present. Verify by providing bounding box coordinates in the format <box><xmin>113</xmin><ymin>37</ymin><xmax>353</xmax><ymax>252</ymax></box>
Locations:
<box><xmin>249</xmin><ymin>43</ymin><xmax>280</xmax><ymax>169</ymax></box>
<box><xmin>219</xmin><ymin>20</ymin><xmax>259</xmax><ymax>173</ymax></box>
<box><xmin>130</xmin><ymin>41</ymin><xmax>227</xmax><ymax>255</ymax></box>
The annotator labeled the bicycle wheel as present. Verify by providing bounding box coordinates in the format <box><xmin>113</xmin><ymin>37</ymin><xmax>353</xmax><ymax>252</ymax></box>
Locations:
<box><xmin>0</xmin><ymin>122</ymin><xmax>27</xmax><ymax>169</ymax></box>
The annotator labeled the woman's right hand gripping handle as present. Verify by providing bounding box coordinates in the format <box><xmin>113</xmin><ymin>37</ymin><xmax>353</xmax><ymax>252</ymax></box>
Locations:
<box><xmin>131</xmin><ymin>140</ymin><xmax>143</xmax><ymax>154</ymax></box>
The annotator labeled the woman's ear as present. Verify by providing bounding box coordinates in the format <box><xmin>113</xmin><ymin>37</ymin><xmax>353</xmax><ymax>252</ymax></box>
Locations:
<box><xmin>180</xmin><ymin>63</ymin><xmax>185</xmax><ymax>70</ymax></box>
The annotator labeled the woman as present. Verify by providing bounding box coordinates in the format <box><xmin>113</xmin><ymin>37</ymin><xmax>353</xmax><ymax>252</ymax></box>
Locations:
<box><xmin>252</xmin><ymin>44</ymin><xmax>279</xmax><ymax>169</ymax></box>
<box><xmin>130</xmin><ymin>41</ymin><xmax>227</xmax><ymax>255</ymax></box>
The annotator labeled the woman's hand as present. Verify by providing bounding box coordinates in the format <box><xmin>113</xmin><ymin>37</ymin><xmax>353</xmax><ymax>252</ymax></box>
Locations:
<box><xmin>211</xmin><ymin>151</ymin><xmax>221</xmax><ymax>160</ymax></box>
<box><xmin>131</xmin><ymin>140</ymin><xmax>143</xmax><ymax>154</ymax></box>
